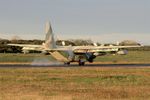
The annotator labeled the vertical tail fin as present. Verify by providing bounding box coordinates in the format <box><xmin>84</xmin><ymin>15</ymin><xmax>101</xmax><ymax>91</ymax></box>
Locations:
<box><xmin>44</xmin><ymin>21</ymin><xmax>56</xmax><ymax>49</ymax></box>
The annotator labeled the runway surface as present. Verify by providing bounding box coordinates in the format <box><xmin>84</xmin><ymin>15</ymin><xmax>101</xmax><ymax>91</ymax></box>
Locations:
<box><xmin>0</xmin><ymin>63</ymin><xmax>150</xmax><ymax>67</ymax></box>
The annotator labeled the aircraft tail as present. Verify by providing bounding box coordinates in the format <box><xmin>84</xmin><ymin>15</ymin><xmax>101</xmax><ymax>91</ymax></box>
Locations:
<box><xmin>44</xmin><ymin>21</ymin><xmax>56</xmax><ymax>49</ymax></box>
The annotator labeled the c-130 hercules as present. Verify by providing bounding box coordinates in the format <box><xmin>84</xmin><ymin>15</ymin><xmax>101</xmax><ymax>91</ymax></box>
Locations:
<box><xmin>8</xmin><ymin>21</ymin><xmax>140</xmax><ymax>65</ymax></box>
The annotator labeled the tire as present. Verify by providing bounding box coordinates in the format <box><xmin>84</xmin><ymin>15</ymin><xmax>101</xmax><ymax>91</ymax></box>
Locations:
<box><xmin>64</xmin><ymin>62</ymin><xmax>70</xmax><ymax>65</ymax></box>
<box><xmin>79</xmin><ymin>60</ymin><xmax>85</xmax><ymax>66</ymax></box>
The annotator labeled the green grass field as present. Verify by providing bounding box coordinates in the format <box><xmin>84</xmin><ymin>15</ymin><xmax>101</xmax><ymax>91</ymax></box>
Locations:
<box><xmin>95</xmin><ymin>51</ymin><xmax>150</xmax><ymax>63</ymax></box>
<box><xmin>0</xmin><ymin>53</ymin><xmax>54</xmax><ymax>63</ymax></box>
<box><xmin>0</xmin><ymin>51</ymin><xmax>150</xmax><ymax>64</ymax></box>
<box><xmin>0</xmin><ymin>67</ymin><xmax>150</xmax><ymax>100</ymax></box>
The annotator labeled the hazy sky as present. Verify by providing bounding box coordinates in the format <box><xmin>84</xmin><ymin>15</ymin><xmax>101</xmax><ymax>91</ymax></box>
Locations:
<box><xmin>0</xmin><ymin>0</ymin><xmax>150</xmax><ymax>45</ymax></box>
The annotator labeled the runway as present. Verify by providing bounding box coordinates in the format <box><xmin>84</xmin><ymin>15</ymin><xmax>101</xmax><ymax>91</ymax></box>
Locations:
<box><xmin>0</xmin><ymin>63</ymin><xmax>150</xmax><ymax>67</ymax></box>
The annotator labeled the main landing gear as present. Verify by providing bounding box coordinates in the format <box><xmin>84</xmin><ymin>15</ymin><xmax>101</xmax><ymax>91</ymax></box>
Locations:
<box><xmin>78</xmin><ymin>59</ymin><xmax>85</xmax><ymax>66</ymax></box>
<box><xmin>64</xmin><ymin>62</ymin><xmax>70</xmax><ymax>65</ymax></box>
<box><xmin>64</xmin><ymin>60</ymin><xmax>85</xmax><ymax>66</ymax></box>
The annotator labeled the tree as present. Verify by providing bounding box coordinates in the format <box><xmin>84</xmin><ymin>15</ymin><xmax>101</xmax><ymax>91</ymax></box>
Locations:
<box><xmin>119</xmin><ymin>40</ymin><xmax>140</xmax><ymax>46</ymax></box>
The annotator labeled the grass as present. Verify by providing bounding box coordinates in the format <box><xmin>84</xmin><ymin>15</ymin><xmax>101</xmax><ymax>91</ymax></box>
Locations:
<box><xmin>0</xmin><ymin>51</ymin><xmax>150</xmax><ymax>64</ymax></box>
<box><xmin>0</xmin><ymin>67</ymin><xmax>150</xmax><ymax>100</ymax></box>
<box><xmin>0</xmin><ymin>53</ymin><xmax>54</xmax><ymax>63</ymax></box>
<box><xmin>95</xmin><ymin>51</ymin><xmax>150</xmax><ymax>63</ymax></box>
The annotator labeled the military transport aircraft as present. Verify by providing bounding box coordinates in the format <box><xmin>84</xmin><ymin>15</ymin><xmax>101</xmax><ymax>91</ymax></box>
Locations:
<box><xmin>8</xmin><ymin>21</ymin><xmax>140</xmax><ymax>65</ymax></box>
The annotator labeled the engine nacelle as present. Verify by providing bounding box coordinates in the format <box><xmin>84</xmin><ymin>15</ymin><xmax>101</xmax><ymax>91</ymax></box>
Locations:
<box><xmin>41</xmin><ymin>50</ymin><xmax>49</xmax><ymax>55</ymax></box>
<box><xmin>22</xmin><ymin>50</ymin><xmax>29</xmax><ymax>54</ymax></box>
<box><xmin>93</xmin><ymin>52</ymin><xmax>107</xmax><ymax>56</ymax></box>
<box><xmin>93</xmin><ymin>52</ymin><xmax>99</xmax><ymax>56</ymax></box>
<box><xmin>22</xmin><ymin>47</ymin><xmax>36</xmax><ymax>51</ymax></box>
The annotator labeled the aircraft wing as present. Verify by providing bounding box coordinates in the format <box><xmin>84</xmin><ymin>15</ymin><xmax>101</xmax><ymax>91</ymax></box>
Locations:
<box><xmin>97</xmin><ymin>45</ymin><xmax>141</xmax><ymax>49</ymax></box>
<box><xmin>44</xmin><ymin>45</ymin><xmax>141</xmax><ymax>52</ymax></box>
<box><xmin>72</xmin><ymin>45</ymin><xmax>141</xmax><ymax>50</ymax></box>
<box><xmin>71</xmin><ymin>45</ymin><xmax>141</xmax><ymax>53</ymax></box>
<box><xmin>7</xmin><ymin>44</ymin><xmax>43</xmax><ymax>48</ymax></box>
<box><xmin>44</xmin><ymin>46</ymin><xmax>72</xmax><ymax>51</ymax></box>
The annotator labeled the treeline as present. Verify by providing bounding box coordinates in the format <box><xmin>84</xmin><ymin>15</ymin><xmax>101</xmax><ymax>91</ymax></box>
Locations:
<box><xmin>126</xmin><ymin>46</ymin><xmax>150</xmax><ymax>51</ymax></box>
<box><xmin>0</xmin><ymin>39</ymin><xmax>44</xmax><ymax>53</ymax></box>
<box><xmin>0</xmin><ymin>39</ymin><xmax>149</xmax><ymax>53</ymax></box>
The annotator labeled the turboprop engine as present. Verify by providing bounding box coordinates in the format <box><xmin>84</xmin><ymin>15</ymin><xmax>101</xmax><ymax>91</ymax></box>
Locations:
<box><xmin>22</xmin><ymin>47</ymin><xmax>30</xmax><ymax>54</ymax></box>
<box><xmin>93</xmin><ymin>52</ymin><xmax>107</xmax><ymax>56</ymax></box>
<box><xmin>22</xmin><ymin>50</ymin><xmax>29</xmax><ymax>54</ymax></box>
<box><xmin>41</xmin><ymin>50</ymin><xmax>49</xmax><ymax>55</ymax></box>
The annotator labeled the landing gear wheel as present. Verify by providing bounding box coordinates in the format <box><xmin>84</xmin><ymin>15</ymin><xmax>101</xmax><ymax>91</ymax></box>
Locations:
<box><xmin>64</xmin><ymin>62</ymin><xmax>70</xmax><ymax>65</ymax></box>
<box><xmin>78</xmin><ymin>60</ymin><xmax>85</xmax><ymax>66</ymax></box>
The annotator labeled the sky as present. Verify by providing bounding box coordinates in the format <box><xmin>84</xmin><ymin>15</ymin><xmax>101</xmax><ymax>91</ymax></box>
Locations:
<box><xmin>0</xmin><ymin>0</ymin><xmax>150</xmax><ymax>45</ymax></box>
